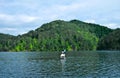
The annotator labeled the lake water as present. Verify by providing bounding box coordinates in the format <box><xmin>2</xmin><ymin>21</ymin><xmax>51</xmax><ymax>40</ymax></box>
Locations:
<box><xmin>0</xmin><ymin>51</ymin><xmax>120</xmax><ymax>78</ymax></box>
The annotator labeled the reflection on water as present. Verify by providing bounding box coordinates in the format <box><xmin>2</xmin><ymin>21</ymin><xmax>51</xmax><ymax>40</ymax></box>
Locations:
<box><xmin>61</xmin><ymin>57</ymin><xmax>66</xmax><ymax>74</ymax></box>
<box><xmin>0</xmin><ymin>51</ymin><xmax>120</xmax><ymax>78</ymax></box>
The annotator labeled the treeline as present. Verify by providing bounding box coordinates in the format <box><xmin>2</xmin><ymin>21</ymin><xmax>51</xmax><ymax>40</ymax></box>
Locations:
<box><xmin>0</xmin><ymin>33</ymin><xmax>16</xmax><ymax>51</ymax></box>
<box><xmin>97</xmin><ymin>29</ymin><xmax>120</xmax><ymax>50</ymax></box>
<box><xmin>0</xmin><ymin>19</ymin><xmax>119</xmax><ymax>52</ymax></box>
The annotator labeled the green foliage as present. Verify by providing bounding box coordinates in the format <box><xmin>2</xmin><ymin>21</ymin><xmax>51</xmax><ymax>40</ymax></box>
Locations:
<box><xmin>0</xmin><ymin>33</ymin><xmax>16</xmax><ymax>51</ymax></box>
<box><xmin>70</xmin><ymin>19</ymin><xmax>113</xmax><ymax>38</ymax></box>
<box><xmin>0</xmin><ymin>19</ymin><xmax>115</xmax><ymax>52</ymax></box>
<box><xmin>97</xmin><ymin>29</ymin><xmax>120</xmax><ymax>50</ymax></box>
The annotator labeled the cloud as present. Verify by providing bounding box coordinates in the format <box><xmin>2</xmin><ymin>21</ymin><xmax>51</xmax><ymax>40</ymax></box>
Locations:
<box><xmin>0</xmin><ymin>27</ymin><xmax>33</xmax><ymax>35</ymax></box>
<box><xmin>84</xmin><ymin>19</ymin><xmax>96</xmax><ymax>23</ymax></box>
<box><xmin>0</xmin><ymin>27</ymin><xmax>17</xmax><ymax>35</ymax></box>
<box><xmin>103</xmin><ymin>23</ymin><xmax>120</xmax><ymax>29</ymax></box>
<box><xmin>1</xmin><ymin>28</ymin><xmax>17</xmax><ymax>31</ymax></box>
<box><xmin>0</xmin><ymin>14</ymin><xmax>38</xmax><ymax>25</ymax></box>
<box><xmin>0</xmin><ymin>0</ymin><xmax>120</xmax><ymax>35</ymax></box>
<box><xmin>0</xmin><ymin>28</ymin><xmax>17</xmax><ymax>33</ymax></box>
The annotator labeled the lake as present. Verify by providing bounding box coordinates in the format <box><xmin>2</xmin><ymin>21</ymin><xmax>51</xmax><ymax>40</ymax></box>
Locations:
<box><xmin>0</xmin><ymin>51</ymin><xmax>120</xmax><ymax>78</ymax></box>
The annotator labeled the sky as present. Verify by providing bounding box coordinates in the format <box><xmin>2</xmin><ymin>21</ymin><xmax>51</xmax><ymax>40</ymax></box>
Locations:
<box><xmin>0</xmin><ymin>0</ymin><xmax>120</xmax><ymax>35</ymax></box>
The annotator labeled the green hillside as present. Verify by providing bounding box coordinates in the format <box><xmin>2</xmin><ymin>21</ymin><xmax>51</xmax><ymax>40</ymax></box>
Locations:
<box><xmin>0</xmin><ymin>33</ymin><xmax>16</xmax><ymax>51</ymax></box>
<box><xmin>97</xmin><ymin>29</ymin><xmax>120</xmax><ymax>50</ymax></box>
<box><xmin>0</xmin><ymin>20</ymin><xmax>115</xmax><ymax>51</ymax></box>
<box><xmin>70</xmin><ymin>20</ymin><xmax>113</xmax><ymax>38</ymax></box>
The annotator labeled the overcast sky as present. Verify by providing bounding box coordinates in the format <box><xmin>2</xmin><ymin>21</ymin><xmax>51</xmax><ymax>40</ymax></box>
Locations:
<box><xmin>0</xmin><ymin>0</ymin><xmax>120</xmax><ymax>35</ymax></box>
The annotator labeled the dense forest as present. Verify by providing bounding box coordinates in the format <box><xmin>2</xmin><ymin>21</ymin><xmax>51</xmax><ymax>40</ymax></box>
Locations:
<box><xmin>0</xmin><ymin>19</ymin><xmax>119</xmax><ymax>52</ymax></box>
<box><xmin>0</xmin><ymin>33</ymin><xmax>16</xmax><ymax>51</ymax></box>
<box><xmin>97</xmin><ymin>28</ymin><xmax>120</xmax><ymax>50</ymax></box>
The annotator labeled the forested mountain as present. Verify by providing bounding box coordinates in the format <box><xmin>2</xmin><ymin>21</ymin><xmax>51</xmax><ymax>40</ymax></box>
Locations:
<box><xmin>70</xmin><ymin>20</ymin><xmax>113</xmax><ymax>38</ymax></box>
<box><xmin>0</xmin><ymin>33</ymin><xmax>16</xmax><ymax>51</ymax></box>
<box><xmin>0</xmin><ymin>19</ymin><xmax>117</xmax><ymax>52</ymax></box>
<box><xmin>97</xmin><ymin>29</ymin><xmax>120</xmax><ymax>50</ymax></box>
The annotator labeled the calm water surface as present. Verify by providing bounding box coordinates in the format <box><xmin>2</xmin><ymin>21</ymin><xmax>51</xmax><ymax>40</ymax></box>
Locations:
<box><xmin>0</xmin><ymin>51</ymin><xmax>120</xmax><ymax>78</ymax></box>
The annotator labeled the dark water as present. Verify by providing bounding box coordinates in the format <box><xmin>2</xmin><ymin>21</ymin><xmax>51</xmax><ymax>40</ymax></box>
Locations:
<box><xmin>0</xmin><ymin>51</ymin><xmax>120</xmax><ymax>78</ymax></box>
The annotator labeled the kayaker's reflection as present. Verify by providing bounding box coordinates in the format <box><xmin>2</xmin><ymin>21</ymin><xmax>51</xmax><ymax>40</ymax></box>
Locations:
<box><xmin>61</xmin><ymin>57</ymin><xmax>66</xmax><ymax>73</ymax></box>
